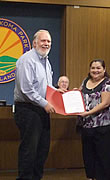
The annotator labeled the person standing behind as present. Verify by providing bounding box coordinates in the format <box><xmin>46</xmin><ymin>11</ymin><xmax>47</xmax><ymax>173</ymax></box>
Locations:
<box><xmin>78</xmin><ymin>59</ymin><xmax>110</xmax><ymax>180</ymax></box>
<box><xmin>57</xmin><ymin>76</ymin><xmax>69</xmax><ymax>91</ymax></box>
<box><xmin>14</xmin><ymin>30</ymin><xmax>56</xmax><ymax>180</ymax></box>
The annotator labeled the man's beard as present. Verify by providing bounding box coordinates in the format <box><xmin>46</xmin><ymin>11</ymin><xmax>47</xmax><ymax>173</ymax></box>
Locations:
<box><xmin>37</xmin><ymin>48</ymin><xmax>50</xmax><ymax>58</ymax></box>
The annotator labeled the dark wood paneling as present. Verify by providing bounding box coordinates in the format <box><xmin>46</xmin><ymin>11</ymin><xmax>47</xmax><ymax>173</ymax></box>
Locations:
<box><xmin>45</xmin><ymin>114</ymin><xmax>83</xmax><ymax>168</ymax></box>
<box><xmin>0</xmin><ymin>108</ymin><xmax>83</xmax><ymax>170</ymax></box>
<box><xmin>0</xmin><ymin>141</ymin><xmax>19</xmax><ymax>170</ymax></box>
<box><xmin>0</xmin><ymin>107</ymin><xmax>20</xmax><ymax>140</ymax></box>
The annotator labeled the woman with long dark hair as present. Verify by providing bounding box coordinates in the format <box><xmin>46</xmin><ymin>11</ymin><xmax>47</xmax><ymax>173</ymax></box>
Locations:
<box><xmin>78</xmin><ymin>59</ymin><xmax>110</xmax><ymax>180</ymax></box>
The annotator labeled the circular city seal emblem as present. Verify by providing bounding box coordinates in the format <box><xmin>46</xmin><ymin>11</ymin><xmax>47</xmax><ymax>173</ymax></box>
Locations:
<box><xmin>0</xmin><ymin>18</ymin><xmax>31</xmax><ymax>83</ymax></box>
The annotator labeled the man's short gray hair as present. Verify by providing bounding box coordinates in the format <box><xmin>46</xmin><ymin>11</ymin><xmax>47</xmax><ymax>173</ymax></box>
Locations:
<box><xmin>33</xmin><ymin>29</ymin><xmax>51</xmax><ymax>41</ymax></box>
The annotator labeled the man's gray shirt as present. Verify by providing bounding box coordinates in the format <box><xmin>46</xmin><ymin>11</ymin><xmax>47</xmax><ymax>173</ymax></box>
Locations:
<box><xmin>14</xmin><ymin>48</ymin><xmax>53</xmax><ymax>108</ymax></box>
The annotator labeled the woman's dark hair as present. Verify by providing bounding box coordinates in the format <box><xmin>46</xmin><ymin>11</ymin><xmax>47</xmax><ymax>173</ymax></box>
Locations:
<box><xmin>88</xmin><ymin>59</ymin><xmax>110</xmax><ymax>78</ymax></box>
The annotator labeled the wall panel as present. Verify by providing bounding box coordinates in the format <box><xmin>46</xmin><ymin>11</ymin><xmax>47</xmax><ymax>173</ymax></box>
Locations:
<box><xmin>66</xmin><ymin>6</ymin><xmax>110</xmax><ymax>88</ymax></box>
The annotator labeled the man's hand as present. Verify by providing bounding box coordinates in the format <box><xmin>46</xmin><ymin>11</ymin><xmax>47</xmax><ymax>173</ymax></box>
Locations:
<box><xmin>44</xmin><ymin>103</ymin><xmax>55</xmax><ymax>113</ymax></box>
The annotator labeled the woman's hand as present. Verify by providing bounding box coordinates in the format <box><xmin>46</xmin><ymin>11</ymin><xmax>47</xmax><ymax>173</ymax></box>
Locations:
<box><xmin>79</xmin><ymin>111</ymin><xmax>89</xmax><ymax>117</ymax></box>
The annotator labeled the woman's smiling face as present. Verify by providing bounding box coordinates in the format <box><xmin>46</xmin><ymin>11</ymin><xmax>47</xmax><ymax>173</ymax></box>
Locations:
<box><xmin>89</xmin><ymin>61</ymin><xmax>105</xmax><ymax>81</ymax></box>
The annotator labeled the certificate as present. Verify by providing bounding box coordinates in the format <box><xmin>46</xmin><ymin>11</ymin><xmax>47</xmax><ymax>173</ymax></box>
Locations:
<box><xmin>46</xmin><ymin>86</ymin><xmax>85</xmax><ymax>115</ymax></box>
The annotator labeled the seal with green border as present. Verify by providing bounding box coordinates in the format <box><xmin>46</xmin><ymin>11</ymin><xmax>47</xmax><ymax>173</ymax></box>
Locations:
<box><xmin>0</xmin><ymin>18</ymin><xmax>31</xmax><ymax>83</ymax></box>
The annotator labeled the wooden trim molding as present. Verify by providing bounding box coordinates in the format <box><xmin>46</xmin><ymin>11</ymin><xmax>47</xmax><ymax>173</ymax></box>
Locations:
<box><xmin>72</xmin><ymin>0</ymin><xmax>110</xmax><ymax>8</ymax></box>
<box><xmin>1</xmin><ymin>0</ymin><xmax>110</xmax><ymax>8</ymax></box>
<box><xmin>0</xmin><ymin>0</ymin><xmax>73</xmax><ymax>5</ymax></box>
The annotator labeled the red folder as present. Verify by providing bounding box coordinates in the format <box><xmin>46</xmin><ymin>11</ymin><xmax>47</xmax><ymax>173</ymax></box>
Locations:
<box><xmin>46</xmin><ymin>86</ymin><xmax>85</xmax><ymax>115</ymax></box>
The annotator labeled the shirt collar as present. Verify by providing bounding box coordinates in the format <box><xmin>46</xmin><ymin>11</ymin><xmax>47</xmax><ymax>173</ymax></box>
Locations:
<box><xmin>37</xmin><ymin>53</ymin><xmax>48</xmax><ymax>61</ymax></box>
